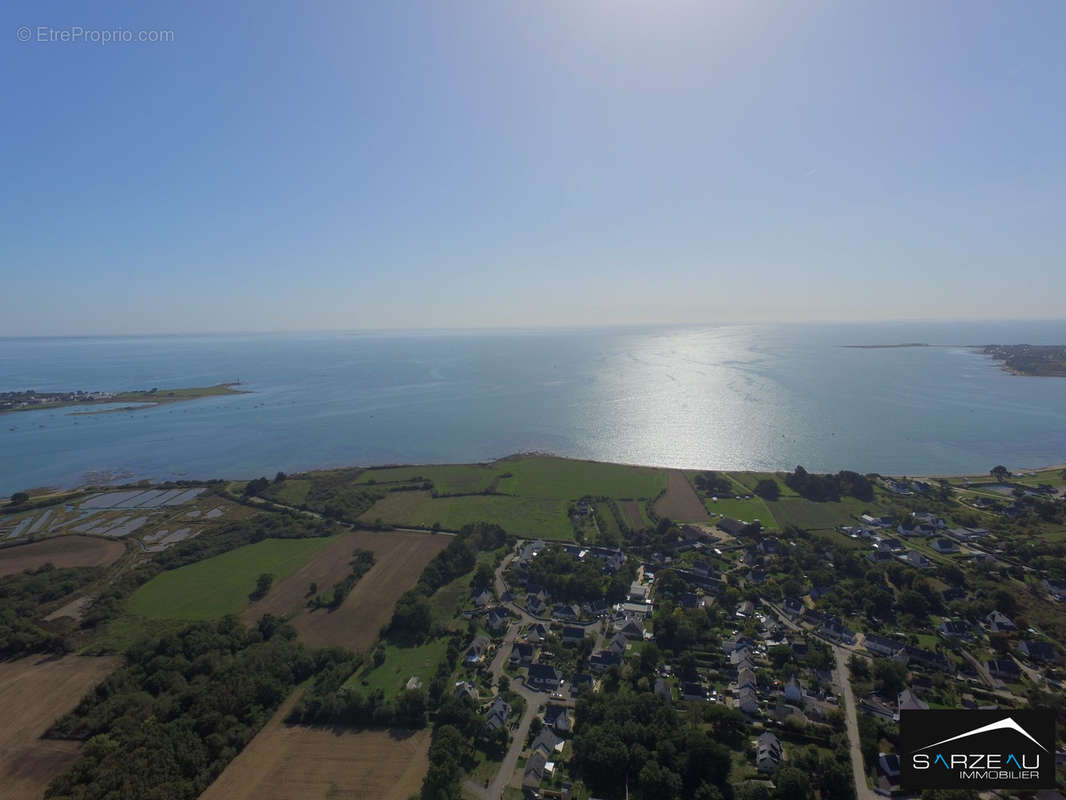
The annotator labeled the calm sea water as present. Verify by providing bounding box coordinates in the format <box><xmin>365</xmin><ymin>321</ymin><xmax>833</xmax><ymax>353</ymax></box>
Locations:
<box><xmin>2</xmin><ymin>321</ymin><xmax>1065</xmax><ymax>495</ymax></box>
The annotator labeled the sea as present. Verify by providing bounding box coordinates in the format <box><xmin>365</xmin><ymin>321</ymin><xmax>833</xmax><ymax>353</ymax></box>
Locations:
<box><xmin>2</xmin><ymin>321</ymin><xmax>1065</xmax><ymax>496</ymax></box>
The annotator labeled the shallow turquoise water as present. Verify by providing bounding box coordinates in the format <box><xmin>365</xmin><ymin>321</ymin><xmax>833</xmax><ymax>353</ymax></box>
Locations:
<box><xmin>2</xmin><ymin>321</ymin><xmax>1065</xmax><ymax>494</ymax></box>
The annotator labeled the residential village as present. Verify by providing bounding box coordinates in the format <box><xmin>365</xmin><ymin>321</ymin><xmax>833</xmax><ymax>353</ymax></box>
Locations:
<box><xmin>434</xmin><ymin>467</ymin><xmax>1066</xmax><ymax>800</ymax></box>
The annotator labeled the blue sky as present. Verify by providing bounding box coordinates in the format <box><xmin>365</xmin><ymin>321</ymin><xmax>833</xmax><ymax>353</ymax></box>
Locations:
<box><xmin>2</xmin><ymin>0</ymin><xmax>1064</xmax><ymax>335</ymax></box>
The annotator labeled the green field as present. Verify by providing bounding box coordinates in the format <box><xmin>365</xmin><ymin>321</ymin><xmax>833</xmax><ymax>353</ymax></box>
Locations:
<box><xmin>766</xmin><ymin>496</ymin><xmax>883</xmax><ymax>530</ymax></box>
<box><xmin>360</xmin><ymin>490</ymin><xmax>571</xmax><ymax>540</ymax></box>
<box><xmin>595</xmin><ymin>501</ymin><xmax>623</xmax><ymax>541</ymax></box>
<box><xmin>128</xmin><ymin>536</ymin><xmax>337</xmax><ymax>619</ymax></box>
<box><xmin>346</xmin><ymin>637</ymin><xmax>449</xmax><ymax>695</ymax></box>
<box><xmin>705</xmin><ymin>496</ymin><xmax>779</xmax><ymax>530</ymax></box>
<box><xmin>724</xmin><ymin>471</ymin><xmax>800</xmax><ymax>498</ymax></box>
<box><xmin>356</xmin><ymin>464</ymin><xmax>499</xmax><ymax>495</ymax></box>
<box><xmin>428</xmin><ymin>571</ymin><xmax>476</xmax><ymax>627</ymax></box>
<box><xmin>269</xmin><ymin>478</ymin><xmax>311</xmax><ymax>506</ymax></box>
<box><xmin>495</xmin><ymin>455</ymin><xmax>667</xmax><ymax>499</ymax></box>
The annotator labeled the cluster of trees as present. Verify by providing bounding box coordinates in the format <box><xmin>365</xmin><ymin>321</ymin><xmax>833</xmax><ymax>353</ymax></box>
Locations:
<box><xmin>45</xmin><ymin>615</ymin><xmax>349</xmax><ymax>800</ymax></box>
<box><xmin>0</xmin><ymin>563</ymin><xmax>101</xmax><ymax>657</ymax></box>
<box><xmin>753</xmin><ymin>478</ymin><xmax>781</xmax><ymax>500</ymax></box>
<box><xmin>242</xmin><ymin>476</ymin><xmax>271</xmax><ymax>497</ymax></box>
<box><xmin>571</xmin><ymin>688</ymin><xmax>735</xmax><ymax>800</ymax></box>
<box><xmin>391</xmin><ymin>523</ymin><xmax>510</xmax><ymax>640</ymax></box>
<box><xmin>420</xmin><ymin>724</ymin><xmax>473</xmax><ymax>800</ymax></box>
<box><xmin>288</xmin><ymin>679</ymin><xmax>429</xmax><ymax>729</ymax></box>
<box><xmin>524</xmin><ymin>545</ymin><xmax>626</xmax><ymax>603</ymax></box>
<box><xmin>249</xmin><ymin>573</ymin><xmax>274</xmax><ymax>601</ymax></box>
<box><xmin>652</xmin><ymin>599</ymin><xmax>716</xmax><ymax>654</ymax></box>
<box><xmin>7</xmin><ymin>490</ymin><xmax>30</xmax><ymax>506</ymax></box>
<box><xmin>693</xmin><ymin>471</ymin><xmax>734</xmax><ymax>496</ymax></box>
<box><xmin>307</xmin><ymin>549</ymin><xmax>375</xmax><ymax>610</ymax></box>
<box><xmin>784</xmin><ymin>466</ymin><xmax>875</xmax><ymax>502</ymax></box>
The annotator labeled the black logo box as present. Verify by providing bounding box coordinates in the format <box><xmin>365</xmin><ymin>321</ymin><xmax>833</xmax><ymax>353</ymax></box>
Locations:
<box><xmin>900</xmin><ymin>709</ymin><xmax>1056</xmax><ymax>790</ymax></box>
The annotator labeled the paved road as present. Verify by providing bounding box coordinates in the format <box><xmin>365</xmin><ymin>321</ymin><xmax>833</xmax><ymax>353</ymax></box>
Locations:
<box><xmin>465</xmin><ymin>550</ymin><xmax>555</xmax><ymax>799</ymax></box>
<box><xmin>764</xmin><ymin>600</ymin><xmax>875</xmax><ymax>800</ymax></box>
<box><xmin>833</xmin><ymin>646</ymin><xmax>879</xmax><ymax>800</ymax></box>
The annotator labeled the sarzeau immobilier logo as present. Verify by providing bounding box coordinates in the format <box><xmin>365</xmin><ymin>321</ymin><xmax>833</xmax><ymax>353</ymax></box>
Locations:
<box><xmin>900</xmin><ymin>709</ymin><xmax>1056</xmax><ymax>790</ymax></box>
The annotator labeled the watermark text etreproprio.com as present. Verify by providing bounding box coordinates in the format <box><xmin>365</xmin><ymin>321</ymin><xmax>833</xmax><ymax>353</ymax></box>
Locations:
<box><xmin>16</xmin><ymin>26</ymin><xmax>175</xmax><ymax>44</ymax></box>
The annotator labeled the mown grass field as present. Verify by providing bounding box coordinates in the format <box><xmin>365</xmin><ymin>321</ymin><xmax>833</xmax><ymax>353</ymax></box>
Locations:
<box><xmin>360</xmin><ymin>490</ymin><xmax>571</xmax><ymax>540</ymax></box>
<box><xmin>128</xmin><ymin>536</ymin><xmax>338</xmax><ymax>619</ymax></box>
<box><xmin>268</xmin><ymin>478</ymin><xmax>310</xmax><ymax>506</ymax></box>
<box><xmin>495</xmin><ymin>456</ymin><xmax>667</xmax><ymax>499</ymax></box>
<box><xmin>767</xmin><ymin>495</ymin><xmax>885</xmax><ymax>530</ymax></box>
<box><xmin>705</xmin><ymin>496</ymin><xmax>779</xmax><ymax>530</ymax></box>
<box><xmin>595</xmin><ymin>501</ymin><xmax>623</xmax><ymax>540</ymax></box>
<box><xmin>428</xmin><ymin>571</ymin><xmax>475</xmax><ymax>627</ymax></box>
<box><xmin>347</xmin><ymin>637</ymin><xmax>449</xmax><ymax>695</ymax></box>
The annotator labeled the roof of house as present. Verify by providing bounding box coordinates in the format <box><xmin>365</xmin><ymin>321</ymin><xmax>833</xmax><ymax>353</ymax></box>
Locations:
<box><xmin>544</xmin><ymin>704</ymin><xmax>571</xmax><ymax>731</ymax></box>
<box><xmin>737</xmin><ymin>686</ymin><xmax>758</xmax><ymax>709</ymax></box>
<box><xmin>485</xmin><ymin>696</ymin><xmax>511</xmax><ymax>730</ymax></box>
<box><xmin>608</xmin><ymin>631</ymin><xmax>629</xmax><ymax>655</ymax></box>
<box><xmin>523</xmin><ymin>751</ymin><xmax>547</xmax><ymax>786</ymax></box>
<box><xmin>1020</xmin><ymin>640</ymin><xmax>1057</xmax><ymax>661</ymax></box>
<box><xmin>528</xmin><ymin>663</ymin><xmax>560</xmax><ymax>682</ymax></box>
<box><xmin>530</xmin><ymin>728</ymin><xmax>562</xmax><ymax>758</ymax></box>
<box><xmin>987</xmin><ymin>658</ymin><xmax>1020</xmax><ymax>675</ymax></box>
<box><xmin>986</xmin><ymin>610</ymin><xmax>1015</xmax><ymax>630</ymax></box>
<box><xmin>939</xmin><ymin>619</ymin><xmax>970</xmax><ymax>635</ymax></box>
<box><xmin>681</xmin><ymin>681</ymin><xmax>705</xmax><ymax>698</ymax></box>
<box><xmin>897</xmin><ymin>688</ymin><xmax>928</xmax><ymax>713</ymax></box>
<box><xmin>864</xmin><ymin>633</ymin><xmax>905</xmax><ymax>652</ymax></box>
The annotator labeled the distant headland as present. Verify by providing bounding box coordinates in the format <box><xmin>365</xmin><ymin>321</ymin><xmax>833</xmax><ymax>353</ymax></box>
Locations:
<box><xmin>0</xmin><ymin>383</ymin><xmax>247</xmax><ymax>416</ymax></box>
<box><xmin>978</xmin><ymin>344</ymin><xmax>1066</xmax><ymax>377</ymax></box>
<box><xmin>843</xmin><ymin>342</ymin><xmax>1066</xmax><ymax>377</ymax></box>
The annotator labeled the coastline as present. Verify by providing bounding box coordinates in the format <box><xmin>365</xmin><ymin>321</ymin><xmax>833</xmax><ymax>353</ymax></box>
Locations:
<box><xmin>6</xmin><ymin>452</ymin><xmax>1064</xmax><ymax>502</ymax></box>
<box><xmin>0</xmin><ymin>383</ymin><xmax>247</xmax><ymax>416</ymax></box>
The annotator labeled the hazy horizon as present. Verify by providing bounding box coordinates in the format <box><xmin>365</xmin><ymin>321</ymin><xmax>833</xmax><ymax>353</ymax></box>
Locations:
<box><xmin>4</xmin><ymin>1</ymin><xmax>1065</xmax><ymax>336</ymax></box>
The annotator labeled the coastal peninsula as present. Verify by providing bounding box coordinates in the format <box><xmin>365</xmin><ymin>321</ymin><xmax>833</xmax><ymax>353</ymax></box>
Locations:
<box><xmin>980</xmin><ymin>344</ymin><xmax>1066</xmax><ymax>377</ymax></box>
<box><xmin>0</xmin><ymin>383</ymin><xmax>247</xmax><ymax>415</ymax></box>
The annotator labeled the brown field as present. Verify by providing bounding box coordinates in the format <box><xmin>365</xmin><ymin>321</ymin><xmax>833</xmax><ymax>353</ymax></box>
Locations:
<box><xmin>654</xmin><ymin>470</ymin><xmax>710</xmax><ymax>523</ymax></box>
<box><xmin>200</xmin><ymin>691</ymin><xmax>431</xmax><ymax>800</ymax></box>
<box><xmin>0</xmin><ymin>654</ymin><xmax>119</xmax><ymax>800</ymax></box>
<box><xmin>0</xmin><ymin>535</ymin><xmax>125</xmax><ymax>577</ymax></box>
<box><xmin>242</xmin><ymin>529</ymin><xmax>450</xmax><ymax>651</ymax></box>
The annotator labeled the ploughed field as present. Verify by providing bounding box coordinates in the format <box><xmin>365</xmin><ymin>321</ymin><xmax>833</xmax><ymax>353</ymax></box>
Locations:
<box><xmin>654</xmin><ymin>470</ymin><xmax>710</xmax><ymax>523</ymax></box>
<box><xmin>0</xmin><ymin>535</ymin><xmax>125</xmax><ymax>577</ymax></box>
<box><xmin>0</xmin><ymin>655</ymin><xmax>120</xmax><ymax>800</ymax></box>
<box><xmin>200</xmin><ymin>692</ymin><xmax>431</xmax><ymax>800</ymax></box>
<box><xmin>279</xmin><ymin>530</ymin><xmax>449</xmax><ymax>651</ymax></box>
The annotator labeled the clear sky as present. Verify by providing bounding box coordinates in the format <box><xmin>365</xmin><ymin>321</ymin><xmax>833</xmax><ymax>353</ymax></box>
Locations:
<box><xmin>2</xmin><ymin>1</ymin><xmax>1064</xmax><ymax>335</ymax></box>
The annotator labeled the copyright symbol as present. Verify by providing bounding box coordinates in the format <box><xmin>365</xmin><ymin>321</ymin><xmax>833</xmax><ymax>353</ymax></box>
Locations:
<box><xmin>16</xmin><ymin>26</ymin><xmax>31</xmax><ymax>42</ymax></box>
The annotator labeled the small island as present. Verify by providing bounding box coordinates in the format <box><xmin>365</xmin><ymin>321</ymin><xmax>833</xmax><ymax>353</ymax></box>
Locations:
<box><xmin>0</xmin><ymin>383</ymin><xmax>247</xmax><ymax>415</ymax></box>
<box><xmin>980</xmin><ymin>345</ymin><xmax>1066</xmax><ymax>377</ymax></box>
